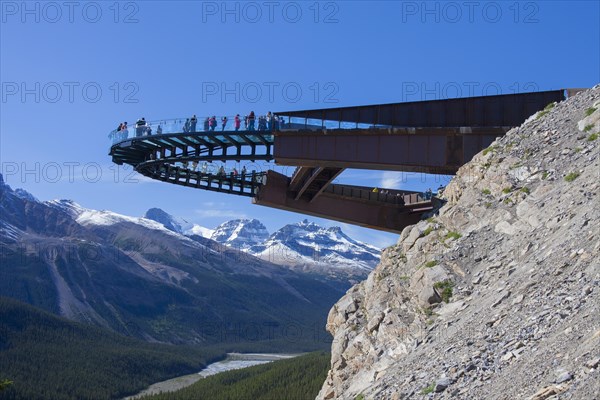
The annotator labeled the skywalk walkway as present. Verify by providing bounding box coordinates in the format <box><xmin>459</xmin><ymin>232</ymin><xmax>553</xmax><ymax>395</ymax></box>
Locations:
<box><xmin>109</xmin><ymin>89</ymin><xmax>572</xmax><ymax>232</ymax></box>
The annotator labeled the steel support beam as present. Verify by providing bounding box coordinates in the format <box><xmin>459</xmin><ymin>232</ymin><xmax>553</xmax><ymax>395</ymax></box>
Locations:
<box><xmin>274</xmin><ymin>127</ymin><xmax>506</xmax><ymax>175</ymax></box>
<box><xmin>254</xmin><ymin>171</ymin><xmax>429</xmax><ymax>233</ymax></box>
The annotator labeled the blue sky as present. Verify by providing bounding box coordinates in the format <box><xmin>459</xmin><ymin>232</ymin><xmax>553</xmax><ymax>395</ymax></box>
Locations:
<box><xmin>1</xmin><ymin>1</ymin><xmax>599</xmax><ymax>248</ymax></box>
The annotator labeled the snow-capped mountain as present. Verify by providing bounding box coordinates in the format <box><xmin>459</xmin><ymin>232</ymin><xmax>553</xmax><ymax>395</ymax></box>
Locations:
<box><xmin>249</xmin><ymin>220</ymin><xmax>380</xmax><ymax>273</ymax></box>
<box><xmin>210</xmin><ymin>219</ymin><xmax>270</xmax><ymax>251</ymax></box>
<box><xmin>144</xmin><ymin>208</ymin><xmax>214</xmax><ymax>238</ymax></box>
<box><xmin>143</xmin><ymin>211</ymin><xmax>381</xmax><ymax>276</ymax></box>
<box><xmin>45</xmin><ymin>199</ymin><xmax>86</xmax><ymax>217</ymax></box>
<box><xmin>13</xmin><ymin>188</ymin><xmax>38</xmax><ymax>202</ymax></box>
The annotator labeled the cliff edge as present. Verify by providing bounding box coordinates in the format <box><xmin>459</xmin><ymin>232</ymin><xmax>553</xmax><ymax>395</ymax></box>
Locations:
<box><xmin>318</xmin><ymin>86</ymin><xmax>600</xmax><ymax>400</ymax></box>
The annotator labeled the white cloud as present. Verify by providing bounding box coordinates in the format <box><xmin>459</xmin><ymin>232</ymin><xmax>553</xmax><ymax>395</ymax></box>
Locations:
<box><xmin>379</xmin><ymin>171</ymin><xmax>405</xmax><ymax>189</ymax></box>
<box><xmin>194</xmin><ymin>208</ymin><xmax>248</xmax><ymax>219</ymax></box>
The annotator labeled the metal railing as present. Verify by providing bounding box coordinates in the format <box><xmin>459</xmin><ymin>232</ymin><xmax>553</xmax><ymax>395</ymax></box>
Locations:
<box><xmin>324</xmin><ymin>183</ymin><xmax>430</xmax><ymax>206</ymax></box>
<box><xmin>109</xmin><ymin>114</ymin><xmax>289</xmax><ymax>144</ymax></box>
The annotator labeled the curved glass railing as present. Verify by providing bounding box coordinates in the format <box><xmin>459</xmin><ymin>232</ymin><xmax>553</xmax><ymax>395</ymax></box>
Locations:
<box><xmin>108</xmin><ymin>113</ymin><xmax>405</xmax><ymax>145</ymax></box>
<box><xmin>108</xmin><ymin>115</ymin><xmax>287</xmax><ymax>144</ymax></box>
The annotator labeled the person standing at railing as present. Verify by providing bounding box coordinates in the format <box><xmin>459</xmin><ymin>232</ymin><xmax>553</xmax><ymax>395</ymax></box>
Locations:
<box><xmin>244</xmin><ymin>115</ymin><xmax>249</xmax><ymax>130</ymax></box>
<box><xmin>135</xmin><ymin>118</ymin><xmax>146</xmax><ymax>137</ymax></box>
<box><xmin>190</xmin><ymin>115</ymin><xmax>198</xmax><ymax>132</ymax></box>
<box><xmin>258</xmin><ymin>115</ymin><xmax>267</xmax><ymax>131</ymax></box>
<box><xmin>183</xmin><ymin>118</ymin><xmax>190</xmax><ymax>133</ymax></box>
<box><xmin>209</xmin><ymin>116</ymin><xmax>217</xmax><ymax>131</ymax></box>
<box><xmin>157</xmin><ymin>124</ymin><xmax>163</xmax><ymax>135</ymax></box>
<box><xmin>234</xmin><ymin>114</ymin><xmax>241</xmax><ymax>131</ymax></box>
<box><xmin>241</xmin><ymin>165</ymin><xmax>247</xmax><ymax>178</ymax></box>
<box><xmin>204</xmin><ymin>117</ymin><xmax>210</xmax><ymax>131</ymax></box>
<box><xmin>248</xmin><ymin>111</ymin><xmax>256</xmax><ymax>130</ymax></box>
<box><xmin>266</xmin><ymin>112</ymin><xmax>272</xmax><ymax>131</ymax></box>
<box><xmin>424</xmin><ymin>188</ymin><xmax>432</xmax><ymax>200</ymax></box>
<box><xmin>396</xmin><ymin>193</ymin><xmax>405</xmax><ymax>206</ymax></box>
<box><xmin>120</xmin><ymin>122</ymin><xmax>128</xmax><ymax>140</ymax></box>
<box><xmin>221</xmin><ymin>116</ymin><xmax>228</xmax><ymax>131</ymax></box>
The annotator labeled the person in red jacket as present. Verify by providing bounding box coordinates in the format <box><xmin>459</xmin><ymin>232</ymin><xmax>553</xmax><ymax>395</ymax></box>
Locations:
<box><xmin>234</xmin><ymin>114</ymin><xmax>241</xmax><ymax>131</ymax></box>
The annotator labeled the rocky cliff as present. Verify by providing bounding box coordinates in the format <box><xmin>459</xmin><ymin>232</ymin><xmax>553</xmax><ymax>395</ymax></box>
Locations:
<box><xmin>318</xmin><ymin>87</ymin><xmax>600</xmax><ymax>400</ymax></box>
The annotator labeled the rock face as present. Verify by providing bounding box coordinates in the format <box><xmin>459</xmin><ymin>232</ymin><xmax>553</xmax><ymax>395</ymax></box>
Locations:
<box><xmin>318</xmin><ymin>86</ymin><xmax>600</xmax><ymax>400</ymax></box>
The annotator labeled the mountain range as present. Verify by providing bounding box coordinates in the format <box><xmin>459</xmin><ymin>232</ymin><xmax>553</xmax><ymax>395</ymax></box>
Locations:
<box><xmin>0</xmin><ymin>173</ymin><xmax>357</xmax><ymax>347</ymax></box>
<box><xmin>143</xmin><ymin>210</ymin><xmax>380</xmax><ymax>278</ymax></box>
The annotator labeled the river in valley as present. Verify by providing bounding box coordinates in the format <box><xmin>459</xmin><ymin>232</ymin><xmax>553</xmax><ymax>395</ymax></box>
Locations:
<box><xmin>124</xmin><ymin>353</ymin><xmax>303</xmax><ymax>399</ymax></box>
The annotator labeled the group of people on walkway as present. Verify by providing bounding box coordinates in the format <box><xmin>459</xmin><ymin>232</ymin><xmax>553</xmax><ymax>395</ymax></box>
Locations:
<box><xmin>114</xmin><ymin>118</ymin><xmax>160</xmax><ymax>138</ymax></box>
<box><xmin>173</xmin><ymin>161</ymin><xmax>256</xmax><ymax>181</ymax></box>
<box><xmin>114</xmin><ymin>112</ymin><xmax>287</xmax><ymax>139</ymax></box>
<box><xmin>370</xmin><ymin>185</ymin><xmax>445</xmax><ymax>203</ymax></box>
<box><xmin>191</xmin><ymin>112</ymin><xmax>285</xmax><ymax>132</ymax></box>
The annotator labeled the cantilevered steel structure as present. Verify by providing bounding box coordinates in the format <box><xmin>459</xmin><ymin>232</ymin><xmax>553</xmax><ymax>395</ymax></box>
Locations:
<box><xmin>110</xmin><ymin>89</ymin><xmax>572</xmax><ymax>233</ymax></box>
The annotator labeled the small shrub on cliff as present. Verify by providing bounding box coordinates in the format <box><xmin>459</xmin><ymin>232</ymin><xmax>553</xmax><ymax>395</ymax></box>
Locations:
<box><xmin>502</xmin><ymin>187</ymin><xmax>512</xmax><ymax>194</ymax></box>
<box><xmin>421</xmin><ymin>226</ymin><xmax>435</xmax><ymax>237</ymax></box>
<box><xmin>588</xmin><ymin>133</ymin><xmax>598</xmax><ymax>141</ymax></box>
<box><xmin>354</xmin><ymin>394</ymin><xmax>365</xmax><ymax>400</ymax></box>
<box><xmin>445</xmin><ymin>231</ymin><xmax>462</xmax><ymax>241</ymax></box>
<box><xmin>585</xmin><ymin>107</ymin><xmax>597</xmax><ymax>116</ymax></box>
<box><xmin>564</xmin><ymin>172</ymin><xmax>580</xmax><ymax>182</ymax></box>
<box><xmin>536</xmin><ymin>102</ymin><xmax>555</xmax><ymax>119</ymax></box>
<box><xmin>423</xmin><ymin>260</ymin><xmax>438</xmax><ymax>268</ymax></box>
<box><xmin>434</xmin><ymin>280</ymin><xmax>455</xmax><ymax>303</ymax></box>
<box><xmin>421</xmin><ymin>383</ymin><xmax>435</xmax><ymax>394</ymax></box>
<box><xmin>520</xmin><ymin>187</ymin><xmax>530</xmax><ymax>195</ymax></box>
<box><xmin>584</xmin><ymin>124</ymin><xmax>594</xmax><ymax>132</ymax></box>
<box><xmin>482</xmin><ymin>188</ymin><xmax>491</xmax><ymax>195</ymax></box>
<box><xmin>541</xmin><ymin>171</ymin><xmax>549</xmax><ymax>180</ymax></box>
<box><xmin>482</xmin><ymin>145</ymin><xmax>497</xmax><ymax>156</ymax></box>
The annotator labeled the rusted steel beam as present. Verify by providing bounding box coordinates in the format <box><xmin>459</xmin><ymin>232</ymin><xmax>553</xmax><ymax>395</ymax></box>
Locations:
<box><xmin>254</xmin><ymin>171</ymin><xmax>429</xmax><ymax>233</ymax></box>
<box><xmin>294</xmin><ymin>167</ymin><xmax>324</xmax><ymax>200</ymax></box>
<box><xmin>275</xmin><ymin>89</ymin><xmax>566</xmax><ymax>127</ymax></box>
<box><xmin>289</xmin><ymin>167</ymin><xmax>314</xmax><ymax>192</ymax></box>
<box><xmin>274</xmin><ymin>127</ymin><xmax>505</xmax><ymax>175</ymax></box>
<box><xmin>308</xmin><ymin>167</ymin><xmax>344</xmax><ymax>203</ymax></box>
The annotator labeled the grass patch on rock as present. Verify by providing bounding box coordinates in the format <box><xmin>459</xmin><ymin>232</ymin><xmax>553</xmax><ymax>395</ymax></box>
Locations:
<box><xmin>536</xmin><ymin>102</ymin><xmax>555</xmax><ymax>119</ymax></box>
<box><xmin>422</xmin><ymin>260</ymin><xmax>438</xmax><ymax>269</ymax></box>
<box><xmin>564</xmin><ymin>172</ymin><xmax>580</xmax><ymax>182</ymax></box>
<box><xmin>420</xmin><ymin>383</ymin><xmax>435</xmax><ymax>395</ymax></box>
<box><xmin>434</xmin><ymin>280</ymin><xmax>455</xmax><ymax>303</ymax></box>
<box><xmin>445</xmin><ymin>231</ymin><xmax>462</xmax><ymax>241</ymax></box>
